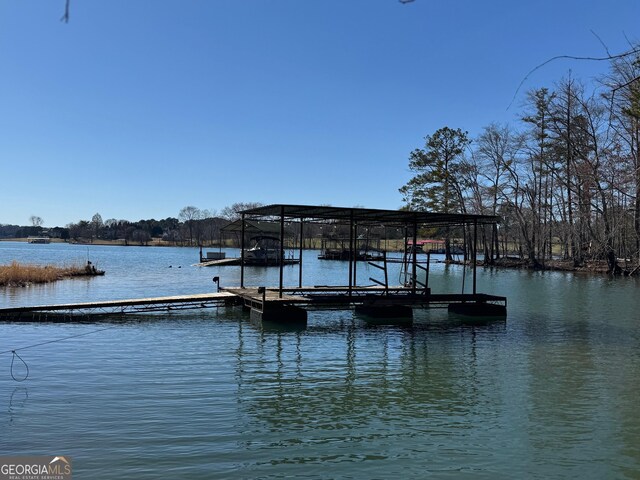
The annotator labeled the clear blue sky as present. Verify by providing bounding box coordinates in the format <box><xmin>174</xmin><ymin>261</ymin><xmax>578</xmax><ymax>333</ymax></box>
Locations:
<box><xmin>1</xmin><ymin>0</ymin><xmax>638</xmax><ymax>227</ymax></box>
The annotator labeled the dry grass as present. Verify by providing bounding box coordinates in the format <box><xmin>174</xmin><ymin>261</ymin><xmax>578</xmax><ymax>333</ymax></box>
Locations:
<box><xmin>0</xmin><ymin>261</ymin><xmax>102</xmax><ymax>287</ymax></box>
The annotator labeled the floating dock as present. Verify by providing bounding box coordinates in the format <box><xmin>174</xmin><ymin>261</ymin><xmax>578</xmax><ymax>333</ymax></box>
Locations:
<box><xmin>0</xmin><ymin>292</ymin><xmax>240</xmax><ymax>321</ymax></box>
<box><xmin>194</xmin><ymin>258</ymin><xmax>299</xmax><ymax>267</ymax></box>
<box><xmin>0</xmin><ymin>287</ymin><xmax>506</xmax><ymax>322</ymax></box>
<box><xmin>223</xmin><ymin>285</ymin><xmax>505</xmax><ymax>312</ymax></box>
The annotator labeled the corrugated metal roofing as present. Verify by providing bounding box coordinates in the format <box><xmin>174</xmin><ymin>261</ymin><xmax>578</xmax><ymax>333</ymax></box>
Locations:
<box><xmin>239</xmin><ymin>204</ymin><xmax>499</xmax><ymax>226</ymax></box>
<box><xmin>221</xmin><ymin>219</ymin><xmax>282</xmax><ymax>234</ymax></box>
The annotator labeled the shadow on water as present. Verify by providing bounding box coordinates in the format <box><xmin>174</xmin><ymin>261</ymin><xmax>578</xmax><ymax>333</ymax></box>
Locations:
<box><xmin>252</xmin><ymin>319</ymin><xmax>308</xmax><ymax>333</ymax></box>
<box><xmin>446</xmin><ymin>312</ymin><xmax>508</xmax><ymax>328</ymax></box>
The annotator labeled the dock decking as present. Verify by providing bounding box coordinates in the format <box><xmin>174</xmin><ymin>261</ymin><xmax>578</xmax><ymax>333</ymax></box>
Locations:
<box><xmin>195</xmin><ymin>258</ymin><xmax>300</xmax><ymax>267</ymax></box>
<box><xmin>222</xmin><ymin>286</ymin><xmax>506</xmax><ymax>310</ymax></box>
<box><xmin>0</xmin><ymin>292</ymin><xmax>239</xmax><ymax>320</ymax></box>
<box><xmin>0</xmin><ymin>287</ymin><xmax>506</xmax><ymax>322</ymax></box>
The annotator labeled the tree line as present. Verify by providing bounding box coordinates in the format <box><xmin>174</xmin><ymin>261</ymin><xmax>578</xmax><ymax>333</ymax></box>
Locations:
<box><xmin>401</xmin><ymin>45</ymin><xmax>640</xmax><ymax>273</ymax></box>
<box><xmin>65</xmin><ymin>202</ymin><xmax>267</xmax><ymax>246</ymax></box>
<box><xmin>0</xmin><ymin>203</ymin><xmax>263</xmax><ymax>246</ymax></box>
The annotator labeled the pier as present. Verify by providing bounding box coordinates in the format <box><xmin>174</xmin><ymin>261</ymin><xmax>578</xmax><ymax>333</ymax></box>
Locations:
<box><xmin>223</xmin><ymin>286</ymin><xmax>506</xmax><ymax>323</ymax></box>
<box><xmin>0</xmin><ymin>204</ymin><xmax>507</xmax><ymax>323</ymax></box>
<box><xmin>0</xmin><ymin>293</ymin><xmax>240</xmax><ymax>321</ymax></box>
<box><xmin>0</xmin><ymin>287</ymin><xmax>506</xmax><ymax>322</ymax></box>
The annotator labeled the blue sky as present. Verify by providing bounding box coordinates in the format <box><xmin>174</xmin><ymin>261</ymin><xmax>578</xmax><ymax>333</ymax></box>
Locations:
<box><xmin>1</xmin><ymin>0</ymin><xmax>638</xmax><ymax>227</ymax></box>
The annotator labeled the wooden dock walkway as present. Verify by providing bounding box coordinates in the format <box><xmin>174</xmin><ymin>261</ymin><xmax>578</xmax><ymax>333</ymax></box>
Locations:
<box><xmin>0</xmin><ymin>292</ymin><xmax>239</xmax><ymax>321</ymax></box>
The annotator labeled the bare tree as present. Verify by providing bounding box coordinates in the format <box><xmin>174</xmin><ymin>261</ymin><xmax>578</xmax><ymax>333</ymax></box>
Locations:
<box><xmin>474</xmin><ymin>123</ymin><xmax>524</xmax><ymax>261</ymax></box>
<box><xmin>602</xmin><ymin>46</ymin><xmax>640</xmax><ymax>264</ymax></box>
<box><xmin>220</xmin><ymin>202</ymin><xmax>263</xmax><ymax>221</ymax></box>
<box><xmin>91</xmin><ymin>213</ymin><xmax>103</xmax><ymax>241</ymax></box>
<box><xmin>29</xmin><ymin>215</ymin><xmax>44</xmax><ymax>228</ymax></box>
<box><xmin>511</xmin><ymin>44</ymin><xmax>640</xmax><ymax>109</ymax></box>
<box><xmin>178</xmin><ymin>206</ymin><xmax>201</xmax><ymax>246</ymax></box>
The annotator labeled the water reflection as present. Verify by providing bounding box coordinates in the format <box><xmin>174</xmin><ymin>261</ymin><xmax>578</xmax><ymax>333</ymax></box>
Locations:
<box><xmin>7</xmin><ymin>387</ymin><xmax>28</xmax><ymax>426</ymax></box>
<box><xmin>3</xmin><ymin>243</ymin><xmax>640</xmax><ymax>477</ymax></box>
<box><xmin>232</xmin><ymin>312</ymin><xmax>510</xmax><ymax>470</ymax></box>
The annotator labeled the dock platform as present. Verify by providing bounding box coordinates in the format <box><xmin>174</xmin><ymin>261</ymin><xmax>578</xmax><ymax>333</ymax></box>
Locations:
<box><xmin>0</xmin><ymin>287</ymin><xmax>506</xmax><ymax>322</ymax></box>
<box><xmin>222</xmin><ymin>286</ymin><xmax>506</xmax><ymax>310</ymax></box>
<box><xmin>195</xmin><ymin>258</ymin><xmax>300</xmax><ymax>267</ymax></box>
<box><xmin>0</xmin><ymin>292</ymin><xmax>240</xmax><ymax>321</ymax></box>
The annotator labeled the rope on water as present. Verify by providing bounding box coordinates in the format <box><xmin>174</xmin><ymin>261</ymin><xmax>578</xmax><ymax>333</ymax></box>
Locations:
<box><xmin>0</xmin><ymin>327</ymin><xmax>113</xmax><ymax>382</ymax></box>
<box><xmin>10</xmin><ymin>351</ymin><xmax>29</xmax><ymax>382</ymax></box>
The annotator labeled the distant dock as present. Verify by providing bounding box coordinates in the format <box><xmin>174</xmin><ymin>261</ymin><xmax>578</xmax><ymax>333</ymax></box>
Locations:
<box><xmin>195</xmin><ymin>257</ymin><xmax>299</xmax><ymax>267</ymax></box>
<box><xmin>27</xmin><ymin>236</ymin><xmax>51</xmax><ymax>244</ymax></box>
<box><xmin>197</xmin><ymin>246</ymin><xmax>299</xmax><ymax>267</ymax></box>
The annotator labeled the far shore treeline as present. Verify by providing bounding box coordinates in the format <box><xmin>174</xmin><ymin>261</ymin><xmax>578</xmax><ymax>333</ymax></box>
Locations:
<box><xmin>2</xmin><ymin>44</ymin><xmax>639</xmax><ymax>274</ymax></box>
<box><xmin>1</xmin><ymin>203</ymin><xmax>410</xmax><ymax>250</ymax></box>
<box><xmin>0</xmin><ymin>203</ymin><xmax>268</xmax><ymax>248</ymax></box>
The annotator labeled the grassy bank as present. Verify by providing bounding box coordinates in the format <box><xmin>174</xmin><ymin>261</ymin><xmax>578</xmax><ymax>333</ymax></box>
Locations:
<box><xmin>0</xmin><ymin>261</ymin><xmax>104</xmax><ymax>287</ymax></box>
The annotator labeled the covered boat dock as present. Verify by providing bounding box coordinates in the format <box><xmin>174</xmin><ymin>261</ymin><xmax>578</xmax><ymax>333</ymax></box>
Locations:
<box><xmin>224</xmin><ymin>204</ymin><xmax>507</xmax><ymax>323</ymax></box>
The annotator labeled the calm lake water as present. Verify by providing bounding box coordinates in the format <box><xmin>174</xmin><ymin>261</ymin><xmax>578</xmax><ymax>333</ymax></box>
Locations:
<box><xmin>1</xmin><ymin>241</ymin><xmax>639</xmax><ymax>479</ymax></box>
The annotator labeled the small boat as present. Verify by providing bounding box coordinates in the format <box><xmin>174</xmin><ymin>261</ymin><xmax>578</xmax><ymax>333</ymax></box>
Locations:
<box><xmin>244</xmin><ymin>236</ymin><xmax>282</xmax><ymax>265</ymax></box>
<box><xmin>318</xmin><ymin>235</ymin><xmax>385</xmax><ymax>261</ymax></box>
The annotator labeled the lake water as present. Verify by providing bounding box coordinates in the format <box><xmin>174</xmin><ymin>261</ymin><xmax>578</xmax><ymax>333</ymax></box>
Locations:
<box><xmin>1</xmin><ymin>241</ymin><xmax>639</xmax><ymax>479</ymax></box>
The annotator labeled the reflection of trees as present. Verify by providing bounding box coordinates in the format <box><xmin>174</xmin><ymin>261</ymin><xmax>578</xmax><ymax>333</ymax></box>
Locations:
<box><xmin>525</xmin><ymin>298</ymin><xmax>640</xmax><ymax>472</ymax></box>
<box><xmin>527</xmin><ymin>333</ymin><xmax>597</xmax><ymax>449</ymax></box>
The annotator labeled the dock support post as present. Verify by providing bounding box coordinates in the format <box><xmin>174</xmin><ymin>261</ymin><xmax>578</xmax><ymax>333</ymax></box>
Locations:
<box><xmin>279</xmin><ymin>205</ymin><xmax>285</xmax><ymax>298</ymax></box>
<box><xmin>426</xmin><ymin>251</ymin><xmax>430</xmax><ymax>291</ymax></box>
<box><xmin>473</xmin><ymin>219</ymin><xmax>477</xmax><ymax>295</ymax></box>
<box><xmin>412</xmin><ymin>217</ymin><xmax>418</xmax><ymax>295</ymax></box>
<box><xmin>240</xmin><ymin>213</ymin><xmax>246</xmax><ymax>288</ymax></box>
<box><xmin>403</xmin><ymin>227</ymin><xmax>409</xmax><ymax>286</ymax></box>
<box><xmin>299</xmin><ymin>218</ymin><xmax>304</xmax><ymax>288</ymax></box>
<box><xmin>353</xmin><ymin>222</ymin><xmax>358</xmax><ymax>288</ymax></box>
<box><xmin>348</xmin><ymin>211</ymin><xmax>354</xmax><ymax>297</ymax></box>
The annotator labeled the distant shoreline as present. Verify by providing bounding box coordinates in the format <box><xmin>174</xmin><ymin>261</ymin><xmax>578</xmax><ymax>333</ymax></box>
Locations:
<box><xmin>2</xmin><ymin>238</ymin><xmax>630</xmax><ymax>275</ymax></box>
<box><xmin>0</xmin><ymin>237</ymin><xmax>181</xmax><ymax>247</ymax></box>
